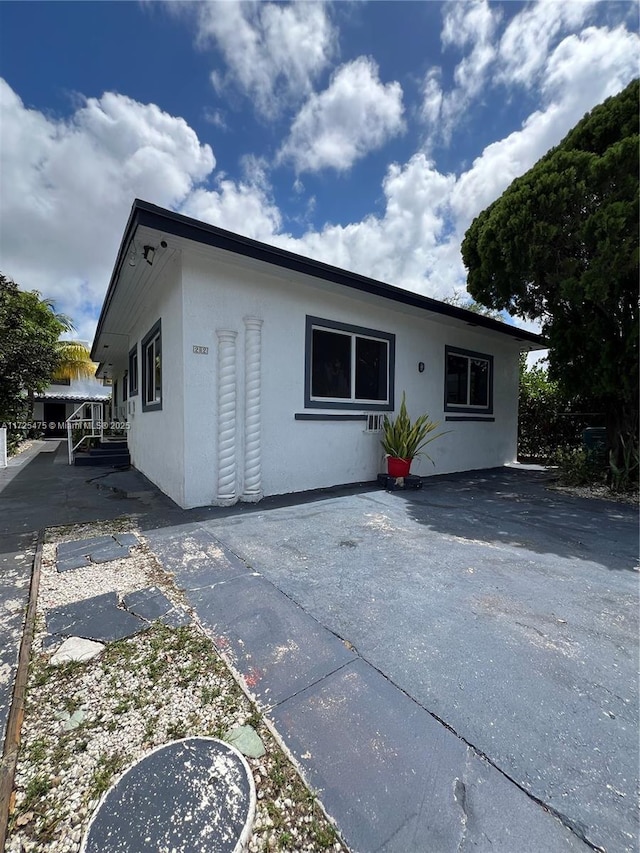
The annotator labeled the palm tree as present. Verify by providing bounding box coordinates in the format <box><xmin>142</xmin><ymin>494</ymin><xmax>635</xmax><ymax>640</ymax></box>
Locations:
<box><xmin>52</xmin><ymin>341</ymin><xmax>97</xmax><ymax>382</ymax></box>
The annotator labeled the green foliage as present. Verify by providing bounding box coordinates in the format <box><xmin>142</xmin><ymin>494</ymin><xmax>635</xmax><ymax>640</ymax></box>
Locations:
<box><xmin>552</xmin><ymin>447</ymin><xmax>607</xmax><ymax>487</ymax></box>
<box><xmin>53</xmin><ymin>341</ymin><xmax>96</xmax><ymax>382</ymax></box>
<box><xmin>0</xmin><ymin>272</ymin><xmax>74</xmax><ymax>446</ymax></box>
<box><xmin>518</xmin><ymin>356</ymin><xmax>592</xmax><ymax>460</ymax></box>
<box><xmin>609</xmin><ymin>434</ymin><xmax>639</xmax><ymax>493</ymax></box>
<box><xmin>462</xmin><ymin>80</ymin><xmax>639</xmax><ymax>469</ymax></box>
<box><xmin>381</xmin><ymin>392</ymin><xmax>449</xmax><ymax>463</ymax></box>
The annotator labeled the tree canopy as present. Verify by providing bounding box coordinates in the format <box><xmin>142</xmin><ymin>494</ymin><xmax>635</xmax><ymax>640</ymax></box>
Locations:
<box><xmin>461</xmin><ymin>79</ymin><xmax>639</xmax><ymax>461</ymax></box>
<box><xmin>0</xmin><ymin>272</ymin><xmax>73</xmax><ymax>425</ymax></box>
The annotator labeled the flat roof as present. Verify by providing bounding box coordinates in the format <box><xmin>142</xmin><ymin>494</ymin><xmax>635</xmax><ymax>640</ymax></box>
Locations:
<box><xmin>92</xmin><ymin>198</ymin><xmax>544</xmax><ymax>358</ymax></box>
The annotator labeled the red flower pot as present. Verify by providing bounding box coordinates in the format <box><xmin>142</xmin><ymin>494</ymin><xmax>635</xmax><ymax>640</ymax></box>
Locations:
<box><xmin>387</xmin><ymin>457</ymin><xmax>412</xmax><ymax>477</ymax></box>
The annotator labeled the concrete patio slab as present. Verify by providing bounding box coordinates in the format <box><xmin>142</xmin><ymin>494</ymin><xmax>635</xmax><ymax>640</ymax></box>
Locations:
<box><xmin>46</xmin><ymin>592</ymin><xmax>148</xmax><ymax>643</ymax></box>
<box><xmin>198</xmin><ymin>469</ymin><xmax>639</xmax><ymax>853</ymax></box>
<box><xmin>144</xmin><ymin>524</ymin><xmax>252</xmax><ymax>591</ymax></box>
<box><xmin>56</xmin><ymin>533</ymin><xmax>138</xmax><ymax>571</ymax></box>
<box><xmin>122</xmin><ymin>586</ymin><xmax>175</xmax><ymax>621</ymax></box>
<box><xmin>185</xmin><ymin>573</ymin><xmax>357</xmax><ymax>707</ymax></box>
<box><xmin>271</xmin><ymin>657</ymin><xmax>588</xmax><ymax>853</ymax></box>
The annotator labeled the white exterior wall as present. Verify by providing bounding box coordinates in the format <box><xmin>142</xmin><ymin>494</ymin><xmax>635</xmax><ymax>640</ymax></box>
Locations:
<box><xmin>123</xmin><ymin>255</ymin><xmax>186</xmax><ymax>506</ymax></box>
<box><xmin>177</xmin><ymin>250</ymin><xmax>520</xmax><ymax>509</ymax></box>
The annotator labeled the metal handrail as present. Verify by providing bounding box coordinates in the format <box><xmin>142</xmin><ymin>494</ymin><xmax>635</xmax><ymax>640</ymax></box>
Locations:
<box><xmin>66</xmin><ymin>402</ymin><xmax>104</xmax><ymax>464</ymax></box>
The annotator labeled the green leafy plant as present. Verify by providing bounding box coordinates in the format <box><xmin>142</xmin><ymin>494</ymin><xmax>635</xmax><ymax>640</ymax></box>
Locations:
<box><xmin>552</xmin><ymin>447</ymin><xmax>606</xmax><ymax>486</ymax></box>
<box><xmin>609</xmin><ymin>434</ymin><xmax>639</xmax><ymax>493</ymax></box>
<box><xmin>381</xmin><ymin>392</ymin><xmax>449</xmax><ymax>462</ymax></box>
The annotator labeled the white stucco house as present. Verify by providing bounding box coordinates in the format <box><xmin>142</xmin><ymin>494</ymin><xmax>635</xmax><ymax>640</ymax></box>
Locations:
<box><xmin>91</xmin><ymin>199</ymin><xmax>544</xmax><ymax>510</ymax></box>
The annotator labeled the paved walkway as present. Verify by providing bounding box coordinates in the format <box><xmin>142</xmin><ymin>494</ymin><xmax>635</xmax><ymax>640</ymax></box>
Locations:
<box><xmin>1</xmin><ymin>442</ymin><xmax>635</xmax><ymax>851</ymax></box>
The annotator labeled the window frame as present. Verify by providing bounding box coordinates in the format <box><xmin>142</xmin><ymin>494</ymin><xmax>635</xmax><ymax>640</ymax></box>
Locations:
<box><xmin>141</xmin><ymin>319</ymin><xmax>162</xmax><ymax>412</ymax></box>
<box><xmin>304</xmin><ymin>316</ymin><xmax>395</xmax><ymax>411</ymax></box>
<box><xmin>128</xmin><ymin>345</ymin><xmax>139</xmax><ymax>397</ymax></box>
<box><xmin>444</xmin><ymin>345</ymin><xmax>493</xmax><ymax>415</ymax></box>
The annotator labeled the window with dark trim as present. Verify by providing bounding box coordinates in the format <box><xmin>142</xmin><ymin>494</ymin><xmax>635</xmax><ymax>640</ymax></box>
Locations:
<box><xmin>445</xmin><ymin>346</ymin><xmax>493</xmax><ymax>414</ymax></box>
<box><xmin>128</xmin><ymin>346</ymin><xmax>138</xmax><ymax>396</ymax></box>
<box><xmin>141</xmin><ymin>320</ymin><xmax>162</xmax><ymax>412</ymax></box>
<box><xmin>305</xmin><ymin>316</ymin><xmax>395</xmax><ymax>411</ymax></box>
<box><xmin>122</xmin><ymin>371</ymin><xmax>128</xmax><ymax>401</ymax></box>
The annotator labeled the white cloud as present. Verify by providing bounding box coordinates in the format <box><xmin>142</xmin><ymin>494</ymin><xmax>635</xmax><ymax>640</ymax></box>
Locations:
<box><xmin>180</xmin><ymin>155</ymin><xmax>281</xmax><ymax>241</ymax></box>
<box><xmin>421</xmin><ymin>68</ymin><xmax>444</xmax><ymax>125</ymax></box>
<box><xmin>497</xmin><ymin>0</ymin><xmax>598</xmax><ymax>88</ymax></box>
<box><xmin>192</xmin><ymin>0</ymin><xmax>336</xmax><ymax>118</ymax></box>
<box><xmin>278</xmin><ymin>57</ymin><xmax>404</xmax><ymax>173</ymax></box>
<box><xmin>0</xmin><ymin>80</ymin><xmax>214</xmax><ymax>341</ymax></box>
<box><xmin>424</xmin><ymin>0</ymin><xmax>501</xmax><ymax>143</ymax></box>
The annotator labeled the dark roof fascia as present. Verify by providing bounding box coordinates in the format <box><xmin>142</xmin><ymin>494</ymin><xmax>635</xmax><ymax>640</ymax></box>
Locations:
<box><xmin>91</xmin><ymin>201</ymin><xmax>142</xmax><ymax>361</ymax></box>
<box><xmin>93</xmin><ymin>198</ymin><xmax>544</xmax><ymax>355</ymax></box>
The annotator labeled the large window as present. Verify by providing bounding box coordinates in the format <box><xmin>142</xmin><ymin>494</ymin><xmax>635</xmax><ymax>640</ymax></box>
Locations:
<box><xmin>445</xmin><ymin>346</ymin><xmax>493</xmax><ymax>413</ymax></box>
<box><xmin>305</xmin><ymin>316</ymin><xmax>395</xmax><ymax>411</ymax></box>
<box><xmin>141</xmin><ymin>320</ymin><xmax>162</xmax><ymax>412</ymax></box>
<box><xmin>128</xmin><ymin>346</ymin><xmax>138</xmax><ymax>397</ymax></box>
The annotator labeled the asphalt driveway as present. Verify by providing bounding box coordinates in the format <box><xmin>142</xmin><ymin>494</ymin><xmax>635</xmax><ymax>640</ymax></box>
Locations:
<box><xmin>194</xmin><ymin>469</ymin><xmax>639</xmax><ymax>853</ymax></box>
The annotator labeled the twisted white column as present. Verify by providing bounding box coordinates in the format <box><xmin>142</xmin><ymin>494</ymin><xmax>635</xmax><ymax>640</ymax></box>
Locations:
<box><xmin>216</xmin><ymin>330</ymin><xmax>238</xmax><ymax>506</ymax></box>
<box><xmin>242</xmin><ymin>317</ymin><xmax>263</xmax><ymax>502</ymax></box>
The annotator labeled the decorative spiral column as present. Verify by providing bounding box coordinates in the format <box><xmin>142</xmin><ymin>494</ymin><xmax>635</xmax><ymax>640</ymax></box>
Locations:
<box><xmin>242</xmin><ymin>317</ymin><xmax>263</xmax><ymax>502</ymax></box>
<box><xmin>216</xmin><ymin>330</ymin><xmax>238</xmax><ymax>506</ymax></box>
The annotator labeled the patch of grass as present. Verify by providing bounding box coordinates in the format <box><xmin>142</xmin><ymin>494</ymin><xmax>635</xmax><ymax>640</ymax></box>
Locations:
<box><xmin>143</xmin><ymin>713</ymin><xmax>159</xmax><ymax>743</ymax></box>
<box><xmin>89</xmin><ymin>751</ymin><xmax>128</xmax><ymax>799</ymax></box>
<box><xmin>278</xmin><ymin>830</ymin><xmax>294</xmax><ymax>848</ymax></box>
<box><xmin>269</xmin><ymin>751</ymin><xmax>290</xmax><ymax>790</ymax></box>
<box><xmin>245</xmin><ymin>709</ymin><xmax>261</xmax><ymax>729</ymax></box>
<box><xmin>166</xmin><ymin>719</ymin><xmax>188</xmax><ymax>740</ymax></box>
<box><xmin>22</xmin><ymin>774</ymin><xmax>52</xmax><ymax>810</ymax></box>
<box><xmin>311</xmin><ymin>818</ymin><xmax>338</xmax><ymax>848</ymax></box>
<box><xmin>200</xmin><ymin>684</ymin><xmax>221</xmax><ymax>705</ymax></box>
<box><xmin>265</xmin><ymin>800</ymin><xmax>285</xmax><ymax>830</ymax></box>
<box><xmin>113</xmin><ymin>698</ymin><xmax>131</xmax><ymax>715</ymax></box>
<box><xmin>26</xmin><ymin>738</ymin><xmax>47</xmax><ymax>764</ymax></box>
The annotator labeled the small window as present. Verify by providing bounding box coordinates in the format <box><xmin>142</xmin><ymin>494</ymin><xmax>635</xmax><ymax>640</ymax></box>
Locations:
<box><xmin>128</xmin><ymin>346</ymin><xmax>138</xmax><ymax>396</ymax></box>
<box><xmin>445</xmin><ymin>346</ymin><xmax>493</xmax><ymax>413</ymax></box>
<box><xmin>123</xmin><ymin>371</ymin><xmax>128</xmax><ymax>401</ymax></box>
<box><xmin>305</xmin><ymin>316</ymin><xmax>394</xmax><ymax>411</ymax></box>
<box><xmin>141</xmin><ymin>320</ymin><xmax>162</xmax><ymax>412</ymax></box>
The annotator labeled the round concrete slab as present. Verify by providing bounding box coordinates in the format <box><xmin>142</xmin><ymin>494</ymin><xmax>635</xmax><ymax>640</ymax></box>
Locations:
<box><xmin>81</xmin><ymin>738</ymin><xmax>255</xmax><ymax>853</ymax></box>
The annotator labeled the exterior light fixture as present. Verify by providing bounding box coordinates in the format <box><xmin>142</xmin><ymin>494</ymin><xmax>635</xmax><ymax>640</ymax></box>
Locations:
<box><xmin>143</xmin><ymin>245</ymin><xmax>155</xmax><ymax>265</ymax></box>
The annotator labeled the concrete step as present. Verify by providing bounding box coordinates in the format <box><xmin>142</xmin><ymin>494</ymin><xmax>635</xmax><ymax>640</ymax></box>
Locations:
<box><xmin>87</xmin><ymin>447</ymin><xmax>129</xmax><ymax>458</ymax></box>
<box><xmin>97</xmin><ymin>440</ymin><xmax>128</xmax><ymax>450</ymax></box>
<box><xmin>74</xmin><ymin>454</ymin><xmax>130</xmax><ymax>467</ymax></box>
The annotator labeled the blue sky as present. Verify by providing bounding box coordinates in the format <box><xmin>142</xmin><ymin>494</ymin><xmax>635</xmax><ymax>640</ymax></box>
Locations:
<box><xmin>0</xmin><ymin>1</ymin><xmax>637</xmax><ymax>343</ymax></box>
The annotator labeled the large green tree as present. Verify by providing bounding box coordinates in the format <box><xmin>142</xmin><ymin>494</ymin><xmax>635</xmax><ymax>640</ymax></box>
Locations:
<box><xmin>0</xmin><ymin>273</ymin><xmax>74</xmax><ymax>434</ymax></box>
<box><xmin>461</xmin><ymin>79</ymin><xmax>639</xmax><ymax>467</ymax></box>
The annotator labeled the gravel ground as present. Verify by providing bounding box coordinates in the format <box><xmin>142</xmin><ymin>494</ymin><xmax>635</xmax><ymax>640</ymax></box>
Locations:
<box><xmin>6</xmin><ymin>518</ymin><xmax>347</xmax><ymax>853</ymax></box>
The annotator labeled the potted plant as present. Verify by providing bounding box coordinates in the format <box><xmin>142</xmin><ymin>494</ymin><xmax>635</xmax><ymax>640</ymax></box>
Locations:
<box><xmin>381</xmin><ymin>392</ymin><xmax>449</xmax><ymax>477</ymax></box>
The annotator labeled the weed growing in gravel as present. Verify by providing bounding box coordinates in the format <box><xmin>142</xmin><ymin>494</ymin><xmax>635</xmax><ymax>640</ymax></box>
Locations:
<box><xmin>89</xmin><ymin>751</ymin><xmax>128</xmax><ymax>799</ymax></box>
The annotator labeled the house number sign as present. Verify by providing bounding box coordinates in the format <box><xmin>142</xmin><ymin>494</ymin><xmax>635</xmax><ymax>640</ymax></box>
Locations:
<box><xmin>193</xmin><ymin>346</ymin><xmax>209</xmax><ymax>355</ymax></box>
